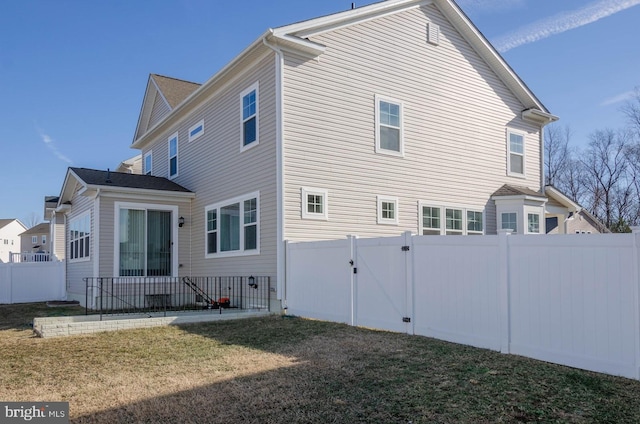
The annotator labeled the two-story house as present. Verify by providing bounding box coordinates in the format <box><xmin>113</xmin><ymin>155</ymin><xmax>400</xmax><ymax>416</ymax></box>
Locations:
<box><xmin>0</xmin><ymin>219</ymin><xmax>26</xmax><ymax>262</ymax></box>
<box><xmin>55</xmin><ymin>0</ymin><xmax>566</xmax><ymax>306</ymax></box>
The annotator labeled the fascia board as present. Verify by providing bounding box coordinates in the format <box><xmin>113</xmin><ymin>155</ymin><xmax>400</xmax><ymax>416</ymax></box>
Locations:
<box><xmin>85</xmin><ymin>184</ymin><xmax>195</xmax><ymax>200</ymax></box>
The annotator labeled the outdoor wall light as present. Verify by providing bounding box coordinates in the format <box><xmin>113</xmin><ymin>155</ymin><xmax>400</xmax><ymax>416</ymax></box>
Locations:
<box><xmin>178</xmin><ymin>216</ymin><xmax>185</xmax><ymax>227</ymax></box>
<box><xmin>248</xmin><ymin>275</ymin><xmax>258</xmax><ymax>289</ymax></box>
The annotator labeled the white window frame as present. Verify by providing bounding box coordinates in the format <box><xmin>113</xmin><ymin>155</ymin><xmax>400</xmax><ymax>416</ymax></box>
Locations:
<box><xmin>301</xmin><ymin>187</ymin><xmax>328</xmax><ymax>220</ymax></box>
<box><xmin>31</xmin><ymin>236</ymin><xmax>37</xmax><ymax>244</ymax></box>
<box><xmin>377</xmin><ymin>195</ymin><xmax>399</xmax><ymax>225</ymax></box>
<box><xmin>445</xmin><ymin>207</ymin><xmax>464</xmax><ymax>235</ymax></box>
<box><xmin>189</xmin><ymin>119</ymin><xmax>204</xmax><ymax>142</ymax></box>
<box><xmin>144</xmin><ymin>151</ymin><xmax>152</xmax><ymax>176</ymax></box>
<box><xmin>205</xmin><ymin>191</ymin><xmax>260</xmax><ymax>259</ymax></box>
<box><xmin>113</xmin><ymin>202</ymin><xmax>179</xmax><ymax>277</ymax></box>
<box><xmin>507</xmin><ymin>128</ymin><xmax>526</xmax><ymax>177</ymax></box>
<box><xmin>527</xmin><ymin>213</ymin><xmax>541</xmax><ymax>234</ymax></box>
<box><xmin>500</xmin><ymin>212</ymin><xmax>518</xmax><ymax>233</ymax></box>
<box><xmin>69</xmin><ymin>211</ymin><xmax>91</xmax><ymax>262</ymax></box>
<box><xmin>419</xmin><ymin>202</ymin><xmax>484</xmax><ymax>236</ymax></box>
<box><xmin>375</xmin><ymin>95</ymin><xmax>404</xmax><ymax>157</ymax></box>
<box><xmin>168</xmin><ymin>132</ymin><xmax>178</xmax><ymax>179</ymax></box>
<box><xmin>42</xmin><ymin>235</ymin><xmax>47</xmax><ymax>244</ymax></box>
<box><xmin>240</xmin><ymin>82</ymin><xmax>259</xmax><ymax>152</ymax></box>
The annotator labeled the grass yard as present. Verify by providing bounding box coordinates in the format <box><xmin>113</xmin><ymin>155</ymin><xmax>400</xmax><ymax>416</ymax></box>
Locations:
<box><xmin>2</xmin><ymin>304</ymin><xmax>640</xmax><ymax>423</ymax></box>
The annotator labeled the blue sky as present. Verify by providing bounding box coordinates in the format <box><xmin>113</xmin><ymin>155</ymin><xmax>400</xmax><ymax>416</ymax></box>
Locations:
<box><xmin>1</xmin><ymin>0</ymin><xmax>639</xmax><ymax>225</ymax></box>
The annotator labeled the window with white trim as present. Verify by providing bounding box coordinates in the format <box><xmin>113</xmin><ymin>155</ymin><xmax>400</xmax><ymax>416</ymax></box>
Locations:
<box><xmin>527</xmin><ymin>213</ymin><xmax>540</xmax><ymax>234</ymax></box>
<box><xmin>31</xmin><ymin>236</ymin><xmax>37</xmax><ymax>244</ymax></box>
<box><xmin>69</xmin><ymin>213</ymin><xmax>90</xmax><ymax>261</ymax></box>
<box><xmin>144</xmin><ymin>152</ymin><xmax>152</xmax><ymax>176</ymax></box>
<box><xmin>445</xmin><ymin>208</ymin><xmax>463</xmax><ymax>235</ymax></box>
<box><xmin>507</xmin><ymin>129</ymin><xmax>525</xmax><ymax>176</ymax></box>
<box><xmin>375</xmin><ymin>95</ymin><xmax>403</xmax><ymax>156</ymax></box>
<box><xmin>241</xmin><ymin>83</ymin><xmax>259</xmax><ymax>150</ymax></box>
<box><xmin>377</xmin><ymin>196</ymin><xmax>398</xmax><ymax>225</ymax></box>
<box><xmin>501</xmin><ymin>212</ymin><xmax>517</xmax><ymax>233</ymax></box>
<box><xmin>206</xmin><ymin>192</ymin><xmax>259</xmax><ymax>257</ymax></box>
<box><xmin>168</xmin><ymin>133</ymin><xmax>178</xmax><ymax>178</ymax></box>
<box><xmin>189</xmin><ymin>119</ymin><xmax>204</xmax><ymax>142</ymax></box>
<box><xmin>301</xmin><ymin>187</ymin><xmax>328</xmax><ymax>220</ymax></box>
<box><xmin>421</xmin><ymin>206</ymin><xmax>441</xmax><ymax>235</ymax></box>
<box><xmin>42</xmin><ymin>235</ymin><xmax>47</xmax><ymax>244</ymax></box>
<box><xmin>467</xmin><ymin>210</ymin><xmax>483</xmax><ymax>235</ymax></box>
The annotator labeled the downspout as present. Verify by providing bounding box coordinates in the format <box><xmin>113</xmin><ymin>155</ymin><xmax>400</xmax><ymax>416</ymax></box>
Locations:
<box><xmin>263</xmin><ymin>33</ymin><xmax>286</xmax><ymax>307</ymax></box>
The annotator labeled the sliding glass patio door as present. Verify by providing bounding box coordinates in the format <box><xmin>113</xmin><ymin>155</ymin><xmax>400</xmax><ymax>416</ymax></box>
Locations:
<box><xmin>119</xmin><ymin>208</ymin><xmax>172</xmax><ymax>277</ymax></box>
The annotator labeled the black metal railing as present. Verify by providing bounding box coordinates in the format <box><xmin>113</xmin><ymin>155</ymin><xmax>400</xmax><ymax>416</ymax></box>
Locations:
<box><xmin>83</xmin><ymin>276</ymin><xmax>271</xmax><ymax>319</ymax></box>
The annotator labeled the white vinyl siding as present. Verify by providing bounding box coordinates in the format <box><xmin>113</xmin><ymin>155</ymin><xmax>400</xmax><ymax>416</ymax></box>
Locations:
<box><xmin>283</xmin><ymin>4</ymin><xmax>541</xmax><ymax>240</ymax></box>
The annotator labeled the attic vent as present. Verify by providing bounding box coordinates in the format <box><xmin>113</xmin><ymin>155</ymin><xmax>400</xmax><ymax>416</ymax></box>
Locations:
<box><xmin>427</xmin><ymin>23</ymin><xmax>440</xmax><ymax>46</ymax></box>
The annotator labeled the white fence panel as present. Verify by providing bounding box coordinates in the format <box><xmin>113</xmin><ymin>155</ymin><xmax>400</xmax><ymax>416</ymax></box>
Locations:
<box><xmin>412</xmin><ymin>235</ymin><xmax>503</xmax><ymax>351</ymax></box>
<box><xmin>285</xmin><ymin>238</ymin><xmax>353</xmax><ymax>324</ymax></box>
<box><xmin>355</xmin><ymin>235</ymin><xmax>409</xmax><ymax>333</ymax></box>
<box><xmin>0</xmin><ymin>261</ymin><xmax>66</xmax><ymax>304</ymax></box>
<box><xmin>508</xmin><ymin>234</ymin><xmax>638</xmax><ymax>379</ymax></box>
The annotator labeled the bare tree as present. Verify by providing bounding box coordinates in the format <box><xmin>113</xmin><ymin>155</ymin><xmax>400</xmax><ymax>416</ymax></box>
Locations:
<box><xmin>23</xmin><ymin>212</ymin><xmax>42</xmax><ymax>229</ymax></box>
<box><xmin>544</xmin><ymin>124</ymin><xmax>572</xmax><ymax>186</ymax></box>
<box><xmin>622</xmin><ymin>87</ymin><xmax>640</xmax><ymax>138</ymax></box>
<box><xmin>580</xmin><ymin>129</ymin><xmax>634</xmax><ymax>228</ymax></box>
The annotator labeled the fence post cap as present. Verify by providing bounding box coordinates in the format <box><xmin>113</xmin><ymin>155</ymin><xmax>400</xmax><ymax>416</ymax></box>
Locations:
<box><xmin>631</xmin><ymin>226</ymin><xmax>640</xmax><ymax>234</ymax></box>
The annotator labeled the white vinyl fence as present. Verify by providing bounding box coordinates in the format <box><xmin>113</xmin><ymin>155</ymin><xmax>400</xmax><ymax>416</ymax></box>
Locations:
<box><xmin>285</xmin><ymin>231</ymin><xmax>640</xmax><ymax>380</ymax></box>
<box><xmin>0</xmin><ymin>261</ymin><xmax>66</xmax><ymax>304</ymax></box>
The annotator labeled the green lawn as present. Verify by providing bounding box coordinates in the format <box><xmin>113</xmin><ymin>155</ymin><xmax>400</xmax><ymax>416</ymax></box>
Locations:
<box><xmin>1</xmin><ymin>303</ymin><xmax>640</xmax><ymax>423</ymax></box>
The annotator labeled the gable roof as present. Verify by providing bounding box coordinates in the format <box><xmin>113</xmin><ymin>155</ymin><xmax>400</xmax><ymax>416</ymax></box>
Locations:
<box><xmin>0</xmin><ymin>219</ymin><xmax>27</xmax><ymax>231</ymax></box>
<box><xmin>20</xmin><ymin>222</ymin><xmax>50</xmax><ymax>236</ymax></box>
<box><xmin>151</xmin><ymin>74</ymin><xmax>201</xmax><ymax>109</ymax></box>
<box><xmin>57</xmin><ymin>167</ymin><xmax>194</xmax><ymax>207</ymax></box>
<box><xmin>492</xmin><ymin>184</ymin><xmax>545</xmax><ymax>199</ymax></box>
<box><xmin>132</xmin><ymin>0</ymin><xmax>557</xmax><ymax>149</ymax></box>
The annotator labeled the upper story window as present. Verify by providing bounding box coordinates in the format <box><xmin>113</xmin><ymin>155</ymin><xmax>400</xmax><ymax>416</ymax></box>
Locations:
<box><xmin>144</xmin><ymin>152</ymin><xmax>152</xmax><ymax>176</ymax></box>
<box><xmin>377</xmin><ymin>195</ymin><xmax>399</xmax><ymax>225</ymax></box>
<box><xmin>189</xmin><ymin>119</ymin><xmax>204</xmax><ymax>142</ymax></box>
<box><xmin>241</xmin><ymin>82</ymin><xmax>259</xmax><ymax>151</ymax></box>
<box><xmin>69</xmin><ymin>212</ymin><xmax>90</xmax><ymax>261</ymax></box>
<box><xmin>301</xmin><ymin>187</ymin><xmax>328</xmax><ymax>220</ymax></box>
<box><xmin>168</xmin><ymin>132</ymin><xmax>178</xmax><ymax>179</ymax></box>
<box><xmin>42</xmin><ymin>235</ymin><xmax>47</xmax><ymax>244</ymax></box>
<box><xmin>206</xmin><ymin>192</ymin><xmax>260</xmax><ymax>258</ymax></box>
<box><xmin>375</xmin><ymin>95</ymin><xmax>404</xmax><ymax>156</ymax></box>
<box><xmin>507</xmin><ymin>129</ymin><xmax>525</xmax><ymax>177</ymax></box>
<box><xmin>501</xmin><ymin>212</ymin><xmax>517</xmax><ymax>233</ymax></box>
<box><xmin>31</xmin><ymin>236</ymin><xmax>37</xmax><ymax>244</ymax></box>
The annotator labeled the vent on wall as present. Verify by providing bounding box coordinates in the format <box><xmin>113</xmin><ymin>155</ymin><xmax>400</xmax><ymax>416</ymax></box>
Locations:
<box><xmin>427</xmin><ymin>22</ymin><xmax>440</xmax><ymax>46</ymax></box>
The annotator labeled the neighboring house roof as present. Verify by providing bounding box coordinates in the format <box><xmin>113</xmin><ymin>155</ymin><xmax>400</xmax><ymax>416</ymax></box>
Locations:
<box><xmin>0</xmin><ymin>219</ymin><xmax>27</xmax><ymax>231</ymax></box>
<box><xmin>20</xmin><ymin>222</ymin><xmax>50</xmax><ymax>236</ymax></box>
<box><xmin>115</xmin><ymin>154</ymin><xmax>142</xmax><ymax>174</ymax></box>
<box><xmin>491</xmin><ymin>184</ymin><xmax>545</xmax><ymax>199</ymax></box>
<box><xmin>151</xmin><ymin>74</ymin><xmax>201</xmax><ymax>109</ymax></box>
<box><xmin>132</xmin><ymin>0</ymin><xmax>557</xmax><ymax>149</ymax></box>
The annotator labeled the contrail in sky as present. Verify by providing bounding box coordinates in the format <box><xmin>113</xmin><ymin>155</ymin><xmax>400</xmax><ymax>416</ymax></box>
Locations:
<box><xmin>492</xmin><ymin>0</ymin><xmax>640</xmax><ymax>53</ymax></box>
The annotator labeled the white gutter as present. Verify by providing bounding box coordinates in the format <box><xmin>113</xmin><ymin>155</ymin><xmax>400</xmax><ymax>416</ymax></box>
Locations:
<box><xmin>263</xmin><ymin>33</ymin><xmax>286</xmax><ymax>303</ymax></box>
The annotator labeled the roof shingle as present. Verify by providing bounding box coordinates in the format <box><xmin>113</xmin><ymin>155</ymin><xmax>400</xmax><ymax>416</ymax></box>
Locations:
<box><xmin>70</xmin><ymin>168</ymin><xmax>192</xmax><ymax>193</ymax></box>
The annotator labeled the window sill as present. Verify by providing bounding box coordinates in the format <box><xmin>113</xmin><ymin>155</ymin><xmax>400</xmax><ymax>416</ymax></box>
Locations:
<box><xmin>205</xmin><ymin>249</ymin><xmax>260</xmax><ymax>259</ymax></box>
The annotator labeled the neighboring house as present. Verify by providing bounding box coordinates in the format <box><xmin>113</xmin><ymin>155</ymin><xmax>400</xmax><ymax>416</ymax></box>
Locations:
<box><xmin>44</xmin><ymin>196</ymin><xmax>66</xmax><ymax>261</ymax></box>
<box><xmin>55</xmin><ymin>0</ymin><xmax>571</xmax><ymax>306</ymax></box>
<box><xmin>19</xmin><ymin>222</ymin><xmax>51</xmax><ymax>253</ymax></box>
<box><xmin>115</xmin><ymin>154</ymin><xmax>143</xmax><ymax>174</ymax></box>
<box><xmin>0</xmin><ymin>219</ymin><xmax>27</xmax><ymax>262</ymax></box>
<box><xmin>544</xmin><ymin>185</ymin><xmax>609</xmax><ymax>234</ymax></box>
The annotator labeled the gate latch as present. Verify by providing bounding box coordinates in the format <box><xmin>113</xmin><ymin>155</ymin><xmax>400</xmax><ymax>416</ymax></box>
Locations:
<box><xmin>401</xmin><ymin>246</ymin><xmax>410</xmax><ymax>251</ymax></box>
<box><xmin>402</xmin><ymin>317</ymin><xmax>411</xmax><ymax>323</ymax></box>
